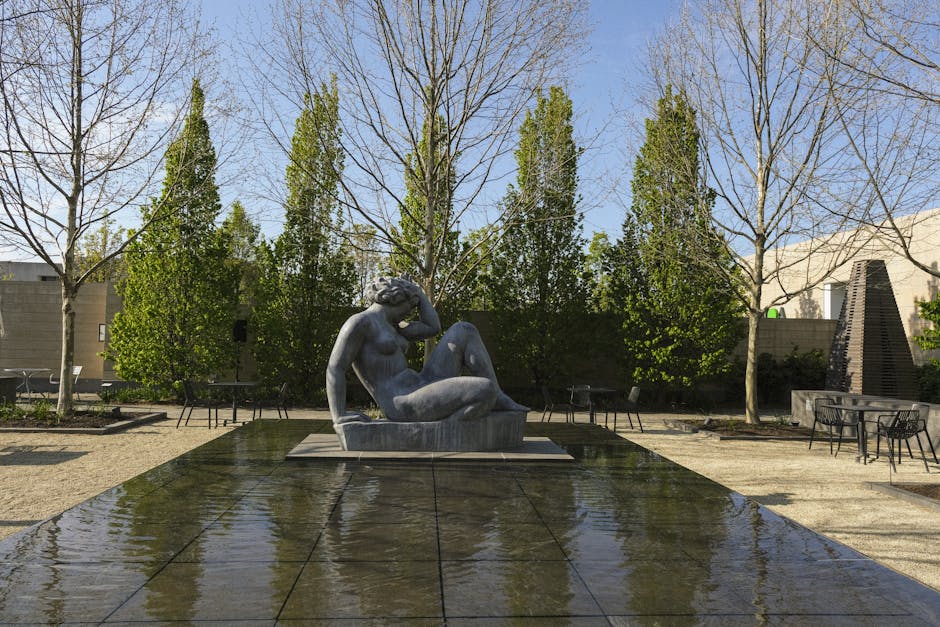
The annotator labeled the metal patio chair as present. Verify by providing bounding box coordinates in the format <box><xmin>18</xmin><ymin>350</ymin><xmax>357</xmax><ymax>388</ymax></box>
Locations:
<box><xmin>176</xmin><ymin>380</ymin><xmax>226</xmax><ymax>429</ymax></box>
<box><xmin>875</xmin><ymin>409</ymin><xmax>938</xmax><ymax>472</ymax></box>
<box><xmin>808</xmin><ymin>397</ymin><xmax>858</xmax><ymax>457</ymax></box>
<box><xmin>540</xmin><ymin>385</ymin><xmax>574</xmax><ymax>422</ymax></box>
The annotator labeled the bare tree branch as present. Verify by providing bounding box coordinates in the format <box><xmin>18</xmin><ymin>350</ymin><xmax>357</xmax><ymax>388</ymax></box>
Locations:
<box><xmin>249</xmin><ymin>0</ymin><xmax>588</xmax><ymax>307</ymax></box>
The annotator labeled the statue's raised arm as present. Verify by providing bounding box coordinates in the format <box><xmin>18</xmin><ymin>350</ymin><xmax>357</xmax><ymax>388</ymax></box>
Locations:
<box><xmin>326</xmin><ymin>276</ymin><xmax>526</xmax><ymax>426</ymax></box>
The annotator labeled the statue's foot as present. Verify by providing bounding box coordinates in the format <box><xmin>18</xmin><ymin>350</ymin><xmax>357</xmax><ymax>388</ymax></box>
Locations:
<box><xmin>494</xmin><ymin>391</ymin><xmax>529</xmax><ymax>412</ymax></box>
<box><xmin>334</xmin><ymin>412</ymin><xmax>371</xmax><ymax>425</ymax></box>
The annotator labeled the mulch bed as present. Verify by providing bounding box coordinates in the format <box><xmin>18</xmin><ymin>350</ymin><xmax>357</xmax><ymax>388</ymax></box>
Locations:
<box><xmin>0</xmin><ymin>409</ymin><xmax>169</xmax><ymax>434</ymax></box>
<box><xmin>677</xmin><ymin>418</ymin><xmax>815</xmax><ymax>438</ymax></box>
<box><xmin>0</xmin><ymin>410</ymin><xmax>125</xmax><ymax>429</ymax></box>
<box><xmin>894</xmin><ymin>484</ymin><xmax>940</xmax><ymax>502</ymax></box>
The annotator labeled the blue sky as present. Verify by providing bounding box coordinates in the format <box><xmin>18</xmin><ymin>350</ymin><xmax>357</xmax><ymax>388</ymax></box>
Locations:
<box><xmin>200</xmin><ymin>0</ymin><xmax>681</xmax><ymax>241</ymax></box>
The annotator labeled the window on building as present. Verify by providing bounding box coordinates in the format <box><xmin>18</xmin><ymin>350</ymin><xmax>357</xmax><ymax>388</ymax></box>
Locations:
<box><xmin>824</xmin><ymin>282</ymin><xmax>847</xmax><ymax>320</ymax></box>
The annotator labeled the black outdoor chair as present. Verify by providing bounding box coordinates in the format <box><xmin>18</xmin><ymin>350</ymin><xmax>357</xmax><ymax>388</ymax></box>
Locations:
<box><xmin>540</xmin><ymin>386</ymin><xmax>574</xmax><ymax>422</ymax></box>
<box><xmin>607</xmin><ymin>385</ymin><xmax>643</xmax><ymax>433</ymax></box>
<box><xmin>808</xmin><ymin>396</ymin><xmax>858</xmax><ymax>456</ymax></box>
<box><xmin>176</xmin><ymin>380</ymin><xmax>226</xmax><ymax>429</ymax></box>
<box><xmin>252</xmin><ymin>382</ymin><xmax>290</xmax><ymax>420</ymax></box>
<box><xmin>875</xmin><ymin>409</ymin><xmax>938</xmax><ymax>472</ymax></box>
<box><xmin>569</xmin><ymin>385</ymin><xmax>593</xmax><ymax>422</ymax></box>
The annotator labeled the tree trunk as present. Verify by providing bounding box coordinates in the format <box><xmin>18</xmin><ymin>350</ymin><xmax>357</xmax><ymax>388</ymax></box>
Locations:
<box><xmin>57</xmin><ymin>284</ymin><xmax>76</xmax><ymax>415</ymax></box>
<box><xmin>744</xmin><ymin>309</ymin><xmax>761</xmax><ymax>425</ymax></box>
<box><xmin>422</xmin><ymin>277</ymin><xmax>436</xmax><ymax>364</ymax></box>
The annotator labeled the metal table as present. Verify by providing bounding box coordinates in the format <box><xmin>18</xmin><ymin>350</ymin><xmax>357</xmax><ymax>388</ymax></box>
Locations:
<box><xmin>208</xmin><ymin>381</ymin><xmax>258</xmax><ymax>424</ymax></box>
<box><xmin>3</xmin><ymin>367</ymin><xmax>52</xmax><ymax>399</ymax></box>
<box><xmin>823</xmin><ymin>404</ymin><xmax>900</xmax><ymax>463</ymax></box>
<box><xmin>568</xmin><ymin>385</ymin><xmax>617</xmax><ymax>424</ymax></box>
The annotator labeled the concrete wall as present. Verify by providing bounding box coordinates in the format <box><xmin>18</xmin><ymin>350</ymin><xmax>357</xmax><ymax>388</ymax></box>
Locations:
<box><xmin>0</xmin><ymin>279</ymin><xmax>843</xmax><ymax>392</ymax></box>
<box><xmin>0</xmin><ymin>261</ymin><xmax>59</xmax><ymax>282</ymax></box>
<box><xmin>731</xmin><ymin>318</ymin><xmax>838</xmax><ymax>360</ymax></box>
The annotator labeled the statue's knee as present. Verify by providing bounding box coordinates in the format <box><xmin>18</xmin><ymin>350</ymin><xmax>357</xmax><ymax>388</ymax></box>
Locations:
<box><xmin>450</xmin><ymin>321</ymin><xmax>479</xmax><ymax>338</ymax></box>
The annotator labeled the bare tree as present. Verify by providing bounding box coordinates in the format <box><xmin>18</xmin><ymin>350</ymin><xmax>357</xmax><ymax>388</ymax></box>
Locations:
<box><xmin>251</xmin><ymin>0</ymin><xmax>588</xmax><ymax>313</ymax></box>
<box><xmin>816</xmin><ymin>0</ymin><xmax>940</xmax><ymax>279</ymax></box>
<box><xmin>0</xmin><ymin>0</ymin><xmax>202</xmax><ymax>413</ymax></box>
<box><xmin>649</xmin><ymin>0</ymin><xmax>875</xmax><ymax>423</ymax></box>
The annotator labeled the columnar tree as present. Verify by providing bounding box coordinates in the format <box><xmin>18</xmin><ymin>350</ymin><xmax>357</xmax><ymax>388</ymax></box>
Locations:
<box><xmin>251</xmin><ymin>80</ymin><xmax>357</xmax><ymax>402</ymax></box>
<box><xmin>220</xmin><ymin>200</ymin><xmax>262</xmax><ymax>307</ymax></box>
<box><xmin>651</xmin><ymin>0</ymin><xmax>871</xmax><ymax>422</ymax></box>
<box><xmin>0</xmin><ymin>0</ymin><xmax>199</xmax><ymax>412</ymax></box>
<box><xmin>348</xmin><ymin>224</ymin><xmax>385</xmax><ymax>306</ymax></box>
<box><xmin>488</xmin><ymin>87</ymin><xmax>587</xmax><ymax>388</ymax></box>
<box><xmin>256</xmin><ymin>0</ymin><xmax>587</xmax><ymax>319</ymax></box>
<box><xmin>108</xmin><ymin>80</ymin><xmax>236</xmax><ymax>390</ymax></box>
<box><xmin>614</xmin><ymin>87</ymin><xmax>741</xmax><ymax>392</ymax></box>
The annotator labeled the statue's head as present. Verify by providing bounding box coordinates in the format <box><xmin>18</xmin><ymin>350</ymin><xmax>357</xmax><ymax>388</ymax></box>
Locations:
<box><xmin>367</xmin><ymin>276</ymin><xmax>418</xmax><ymax>307</ymax></box>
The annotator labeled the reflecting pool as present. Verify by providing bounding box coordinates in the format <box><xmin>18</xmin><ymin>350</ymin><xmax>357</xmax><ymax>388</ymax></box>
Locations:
<box><xmin>1</xmin><ymin>420</ymin><xmax>938</xmax><ymax>624</ymax></box>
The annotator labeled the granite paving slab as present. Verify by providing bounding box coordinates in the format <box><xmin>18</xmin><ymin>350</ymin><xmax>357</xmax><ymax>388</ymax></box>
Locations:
<box><xmin>0</xmin><ymin>420</ymin><xmax>937</xmax><ymax>624</ymax></box>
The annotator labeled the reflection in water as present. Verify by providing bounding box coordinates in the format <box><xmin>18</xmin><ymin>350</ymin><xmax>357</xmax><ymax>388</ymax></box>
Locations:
<box><xmin>0</xmin><ymin>420</ymin><xmax>938</xmax><ymax>623</ymax></box>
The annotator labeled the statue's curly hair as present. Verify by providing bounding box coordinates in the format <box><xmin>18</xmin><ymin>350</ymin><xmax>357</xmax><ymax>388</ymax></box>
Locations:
<box><xmin>366</xmin><ymin>276</ymin><xmax>417</xmax><ymax>306</ymax></box>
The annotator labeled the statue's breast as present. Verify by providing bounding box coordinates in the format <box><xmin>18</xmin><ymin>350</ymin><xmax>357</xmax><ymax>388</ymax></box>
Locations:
<box><xmin>369</xmin><ymin>320</ymin><xmax>408</xmax><ymax>356</ymax></box>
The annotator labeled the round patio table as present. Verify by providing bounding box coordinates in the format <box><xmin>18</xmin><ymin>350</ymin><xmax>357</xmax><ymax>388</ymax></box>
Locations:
<box><xmin>822</xmin><ymin>404</ymin><xmax>902</xmax><ymax>463</ymax></box>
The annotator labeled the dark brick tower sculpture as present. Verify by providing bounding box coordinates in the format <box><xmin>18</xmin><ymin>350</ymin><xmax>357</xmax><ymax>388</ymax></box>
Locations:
<box><xmin>826</xmin><ymin>259</ymin><xmax>917</xmax><ymax>398</ymax></box>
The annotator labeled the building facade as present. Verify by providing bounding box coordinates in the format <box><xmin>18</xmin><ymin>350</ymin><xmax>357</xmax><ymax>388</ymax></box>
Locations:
<box><xmin>758</xmin><ymin>207</ymin><xmax>940</xmax><ymax>365</ymax></box>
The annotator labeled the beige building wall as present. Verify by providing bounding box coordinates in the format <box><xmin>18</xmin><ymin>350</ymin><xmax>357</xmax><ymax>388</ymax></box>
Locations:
<box><xmin>0</xmin><ymin>281</ymin><xmax>112</xmax><ymax>380</ymax></box>
<box><xmin>760</xmin><ymin>207</ymin><xmax>940</xmax><ymax>364</ymax></box>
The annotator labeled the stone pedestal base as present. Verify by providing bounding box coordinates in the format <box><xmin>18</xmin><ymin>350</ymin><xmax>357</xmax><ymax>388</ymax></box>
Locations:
<box><xmin>334</xmin><ymin>410</ymin><xmax>527</xmax><ymax>452</ymax></box>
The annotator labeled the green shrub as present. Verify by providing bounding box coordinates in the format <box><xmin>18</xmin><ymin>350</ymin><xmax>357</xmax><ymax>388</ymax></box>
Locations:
<box><xmin>98</xmin><ymin>384</ymin><xmax>169</xmax><ymax>404</ymax></box>
<box><xmin>724</xmin><ymin>348</ymin><xmax>827</xmax><ymax>407</ymax></box>
<box><xmin>0</xmin><ymin>403</ymin><xmax>27</xmax><ymax>422</ymax></box>
<box><xmin>916</xmin><ymin>361</ymin><xmax>940</xmax><ymax>403</ymax></box>
<box><xmin>31</xmin><ymin>399</ymin><xmax>53</xmax><ymax>422</ymax></box>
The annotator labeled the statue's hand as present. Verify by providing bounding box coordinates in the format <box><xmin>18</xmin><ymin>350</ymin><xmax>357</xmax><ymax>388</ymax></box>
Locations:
<box><xmin>334</xmin><ymin>412</ymin><xmax>371</xmax><ymax>425</ymax></box>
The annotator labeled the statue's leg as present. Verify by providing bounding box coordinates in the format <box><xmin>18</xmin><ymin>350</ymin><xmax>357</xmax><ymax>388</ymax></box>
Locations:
<box><xmin>390</xmin><ymin>376</ymin><xmax>497</xmax><ymax>422</ymax></box>
<box><xmin>424</xmin><ymin>321</ymin><xmax>495</xmax><ymax>380</ymax></box>
<box><xmin>424</xmin><ymin>322</ymin><xmax>528</xmax><ymax>412</ymax></box>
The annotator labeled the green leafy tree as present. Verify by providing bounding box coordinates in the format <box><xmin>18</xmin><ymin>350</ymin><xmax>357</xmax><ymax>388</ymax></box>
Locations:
<box><xmin>585</xmin><ymin>231</ymin><xmax>614</xmax><ymax>312</ymax></box>
<box><xmin>348</xmin><ymin>224</ymin><xmax>387</xmax><ymax>306</ymax></box>
<box><xmin>220</xmin><ymin>201</ymin><xmax>262</xmax><ymax>306</ymax></box>
<box><xmin>75</xmin><ymin>219</ymin><xmax>127</xmax><ymax>283</ymax></box>
<box><xmin>614</xmin><ymin>87</ymin><xmax>742</xmax><ymax>392</ymax></box>
<box><xmin>459</xmin><ymin>225</ymin><xmax>499</xmax><ymax>311</ymax></box>
<box><xmin>488</xmin><ymin>86</ymin><xmax>587</xmax><ymax>388</ymax></box>
<box><xmin>108</xmin><ymin>80</ymin><xmax>237</xmax><ymax>391</ymax></box>
<box><xmin>252</xmin><ymin>79</ymin><xmax>357</xmax><ymax>403</ymax></box>
<box><xmin>916</xmin><ymin>297</ymin><xmax>940</xmax><ymax>353</ymax></box>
